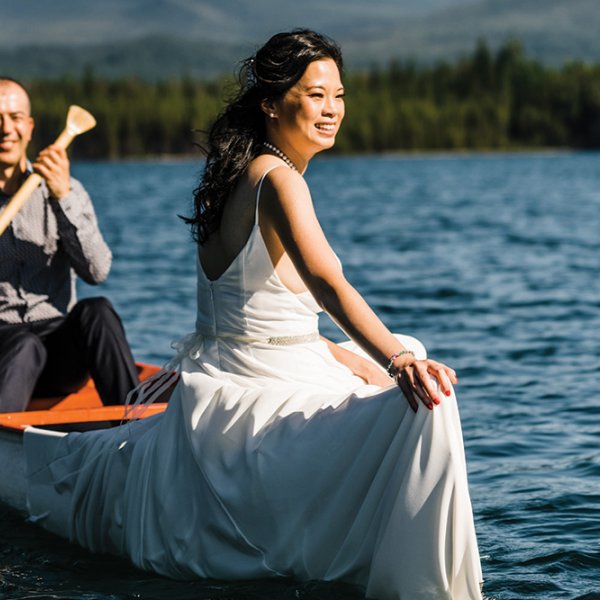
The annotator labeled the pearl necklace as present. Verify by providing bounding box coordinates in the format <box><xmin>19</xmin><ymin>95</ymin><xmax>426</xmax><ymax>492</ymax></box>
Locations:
<box><xmin>262</xmin><ymin>142</ymin><xmax>297</xmax><ymax>171</ymax></box>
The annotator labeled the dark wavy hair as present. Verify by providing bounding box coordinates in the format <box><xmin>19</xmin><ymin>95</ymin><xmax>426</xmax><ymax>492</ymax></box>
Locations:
<box><xmin>184</xmin><ymin>29</ymin><xmax>343</xmax><ymax>244</ymax></box>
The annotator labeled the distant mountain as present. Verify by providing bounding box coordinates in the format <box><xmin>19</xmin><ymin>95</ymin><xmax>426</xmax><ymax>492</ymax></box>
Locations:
<box><xmin>0</xmin><ymin>0</ymin><xmax>470</xmax><ymax>47</ymax></box>
<box><xmin>0</xmin><ymin>36</ymin><xmax>249</xmax><ymax>81</ymax></box>
<box><xmin>354</xmin><ymin>0</ymin><xmax>600</xmax><ymax>65</ymax></box>
<box><xmin>1</xmin><ymin>0</ymin><xmax>599</xmax><ymax>80</ymax></box>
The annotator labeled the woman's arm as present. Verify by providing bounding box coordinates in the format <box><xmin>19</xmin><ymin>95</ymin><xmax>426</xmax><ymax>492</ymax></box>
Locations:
<box><xmin>321</xmin><ymin>336</ymin><xmax>392</xmax><ymax>387</ymax></box>
<box><xmin>259</xmin><ymin>167</ymin><xmax>457</xmax><ymax>411</ymax></box>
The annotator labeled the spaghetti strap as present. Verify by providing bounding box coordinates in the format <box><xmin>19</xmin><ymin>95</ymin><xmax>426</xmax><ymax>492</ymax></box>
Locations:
<box><xmin>255</xmin><ymin>165</ymin><xmax>284</xmax><ymax>224</ymax></box>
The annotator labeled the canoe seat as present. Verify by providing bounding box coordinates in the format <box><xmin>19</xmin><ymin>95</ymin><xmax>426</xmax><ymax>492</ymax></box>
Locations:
<box><xmin>27</xmin><ymin>363</ymin><xmax>163</xmax><ymax>411</ymax></box>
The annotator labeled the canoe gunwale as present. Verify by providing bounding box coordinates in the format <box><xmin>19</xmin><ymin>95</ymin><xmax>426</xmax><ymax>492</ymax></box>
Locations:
<box><xmin>0</xmin><ymin>362</ymin><xmax>169</xmax><ymax>432</ymax></box>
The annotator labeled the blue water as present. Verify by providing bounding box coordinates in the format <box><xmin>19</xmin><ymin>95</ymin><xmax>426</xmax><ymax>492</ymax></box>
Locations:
<box><xmin>1</xmin><ymin>153</ymin><xmax>599</xmax><ymax>599</ymax></box>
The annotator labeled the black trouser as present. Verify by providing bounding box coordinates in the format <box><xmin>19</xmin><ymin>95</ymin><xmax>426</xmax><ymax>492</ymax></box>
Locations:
<box><xmin>0</xmin><ymin>297</ymin><xmax>139</xmax><ymax>412</ymax></box>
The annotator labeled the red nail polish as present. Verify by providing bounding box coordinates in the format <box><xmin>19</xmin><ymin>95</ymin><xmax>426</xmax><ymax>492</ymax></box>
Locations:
<box><xmin>445</xmin><ymin>390</ymin><xmax>451</xmax><ymax>397</ymax></box>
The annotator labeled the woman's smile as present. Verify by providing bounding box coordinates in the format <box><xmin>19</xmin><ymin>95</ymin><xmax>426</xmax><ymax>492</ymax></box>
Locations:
<box><xmin>315</xmin><ymin>122</ymin><xmax>337</xmax><ymax>136</ymax></box>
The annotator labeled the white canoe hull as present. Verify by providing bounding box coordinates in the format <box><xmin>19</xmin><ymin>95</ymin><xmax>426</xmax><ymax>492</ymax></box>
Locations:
<box><xmin>0</xmin><ymin>426</ymin><xmax>70</xmax><ymax>515</ymax></box>
<box><xmin>0</xmin><ymin>428</ymin><xmax>27</xmax><ymax>512</ymax></box>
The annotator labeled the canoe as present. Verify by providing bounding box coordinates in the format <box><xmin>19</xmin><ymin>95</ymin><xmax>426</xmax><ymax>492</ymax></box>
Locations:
<box><xmin>0</xmin><ymin>363</ymin><xmax>170</xmax><ymax>513</ymax></box>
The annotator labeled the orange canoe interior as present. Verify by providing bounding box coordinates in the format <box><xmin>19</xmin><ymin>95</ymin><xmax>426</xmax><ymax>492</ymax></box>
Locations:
<box><xmin>0</xmin><ymin>363</ymin><xmax>171</xmax><ymax>432</ymax></box>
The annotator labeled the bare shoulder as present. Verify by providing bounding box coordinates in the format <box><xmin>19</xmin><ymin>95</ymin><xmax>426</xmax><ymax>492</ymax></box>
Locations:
<box><xmin>259</xmin><ymin>165</ymin><xmax>312</xmax><ymax>211</ymax></box>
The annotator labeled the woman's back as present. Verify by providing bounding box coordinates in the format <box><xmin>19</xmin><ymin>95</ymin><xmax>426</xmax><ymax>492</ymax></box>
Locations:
<box><xmin>197</xmin><ymin>172</ymin><xmax>256</xmax><ymax>283</ymax></box>
<box><xmin>199</xmin><ymin>157</ymin><xmax>310</xmax><ymax>293</ymax></box>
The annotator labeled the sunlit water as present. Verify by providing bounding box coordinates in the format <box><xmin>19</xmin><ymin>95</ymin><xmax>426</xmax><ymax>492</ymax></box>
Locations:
<box><xmin>1</xmin><ymin>153</ymin><xmax>599</xmax><ymax>599</ymax></box>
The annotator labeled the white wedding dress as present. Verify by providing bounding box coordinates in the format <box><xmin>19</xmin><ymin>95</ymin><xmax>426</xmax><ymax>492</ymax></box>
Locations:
<box><xmin>25</xmin><ymin>171</ymin><xmax>483</xmax><ymax>600</ymax></box>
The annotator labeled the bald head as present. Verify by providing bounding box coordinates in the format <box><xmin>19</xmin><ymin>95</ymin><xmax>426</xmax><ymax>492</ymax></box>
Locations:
<box><xmin>0</xmin><ymin>78</ymin><xmax>31</xmax><ymax>116</ymax></box>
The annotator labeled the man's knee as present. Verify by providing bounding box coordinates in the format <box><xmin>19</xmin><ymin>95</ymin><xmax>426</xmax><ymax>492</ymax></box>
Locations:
<box><xmin>71</xmin><ymin>297</ymin><xmax>115</xmax><ymax>319</ymax></box>
<box><xmin>69</xmin><ymin>297</ymin><xmax>121</xmax><ymax>331</ymax></box>
<box><xmin>66</xmin><ymin>297</ymin><xmax>130</xmax><ymax>355</ymax></box>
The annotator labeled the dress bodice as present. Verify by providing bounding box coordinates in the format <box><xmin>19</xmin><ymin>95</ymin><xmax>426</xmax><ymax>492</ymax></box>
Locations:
<box><xmin>195</xmin><ymin>170</ymin><xmax>321</xmax><ymax>341</ymax></box>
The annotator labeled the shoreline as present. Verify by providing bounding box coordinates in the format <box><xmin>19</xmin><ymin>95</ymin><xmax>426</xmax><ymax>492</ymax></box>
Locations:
<box><xmin>70</xmin><ymin>147</ymin><xmax>597</xmax><ymax>164</ymax></box>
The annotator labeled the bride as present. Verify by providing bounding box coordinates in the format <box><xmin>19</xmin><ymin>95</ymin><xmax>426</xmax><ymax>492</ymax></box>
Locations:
<box><xmin>27</xmin><ymin>29</ymin><xmax>483</xmax><ymax>600</ymax></box>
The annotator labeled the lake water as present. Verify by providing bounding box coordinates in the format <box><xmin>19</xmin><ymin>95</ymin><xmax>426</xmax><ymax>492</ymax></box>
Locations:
<box><xmin>1</xmin><ymin>153</ymin><xmax>599</xmax><ymax>599</ymax></box>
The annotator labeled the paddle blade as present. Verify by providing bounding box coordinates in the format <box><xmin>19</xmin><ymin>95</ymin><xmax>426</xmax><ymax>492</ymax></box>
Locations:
<box><xmin>66</xmin><ymin>105</ymin><xmax>96</xmax><ymax>136</ymax></box>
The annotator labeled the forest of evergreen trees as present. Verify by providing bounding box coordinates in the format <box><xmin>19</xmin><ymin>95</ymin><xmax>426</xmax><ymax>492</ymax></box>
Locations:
<box><xmin>23</xmin><ymin>40</ymin><xmax>600</xmax><ymax>159</ymax></box>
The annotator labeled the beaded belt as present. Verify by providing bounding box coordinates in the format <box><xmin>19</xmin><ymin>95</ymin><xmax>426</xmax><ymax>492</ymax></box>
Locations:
<box><xmin>267</xmin><ymin>333</ymin><xmax>319</xmax><ymax>345</ymax></box>
<box><xmin>199</xmin><ymin>331</ymin><xmax>320</xmax><ymax>346</ymax></box>
<box><xmin>173</xmin><ymin>330</ymin><xmax>320</xmax><ymax>361</ymax></box>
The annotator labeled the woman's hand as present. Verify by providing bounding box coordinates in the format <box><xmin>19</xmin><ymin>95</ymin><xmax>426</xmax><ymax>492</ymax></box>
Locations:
<box><xmin>321</xmin><ymin>336</ymin><xmax>392</xmax><ymax>388</ymax></box>
<box><xmin>354</xmin><ymin>357</ymin><xmax>394</xmax><ymax>387</ymax></box>
<box><xmin>396</xmin><ymin>359</ymin><xmax>458</xmax><ymax>412</ymax></box>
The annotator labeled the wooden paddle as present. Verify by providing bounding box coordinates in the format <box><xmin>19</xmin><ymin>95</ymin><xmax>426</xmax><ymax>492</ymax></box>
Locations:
<box><xmin>0</xmin><ymin>105</ymin><xmax>96</xmax><ymax>237</ymax></box>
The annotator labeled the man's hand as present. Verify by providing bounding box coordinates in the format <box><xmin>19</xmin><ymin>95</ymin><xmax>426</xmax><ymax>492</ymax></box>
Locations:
<box><xmin>32</xmin><ymin>144</ymin><xmax>71</xmax><ymax>200</ymax></box>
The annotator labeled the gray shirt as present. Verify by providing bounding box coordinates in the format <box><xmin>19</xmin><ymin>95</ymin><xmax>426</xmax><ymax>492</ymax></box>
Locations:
<box><xmin>0</xmin><ymin>167</ymin><xmax>112</xmax><ymax>324</ymax></box>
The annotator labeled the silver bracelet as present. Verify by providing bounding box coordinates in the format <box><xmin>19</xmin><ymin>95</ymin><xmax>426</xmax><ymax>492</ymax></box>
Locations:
<box><xmin>386</xmin><ymin>350</ymin><xmax>415</xmax><ymax>377</ymax></box>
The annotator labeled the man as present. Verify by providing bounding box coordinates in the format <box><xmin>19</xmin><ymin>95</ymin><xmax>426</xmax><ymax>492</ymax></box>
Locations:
<box><xmin>0</xmin><ymin>77</ymin><xmax>139</xmax><ymax>411</ymax></box>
